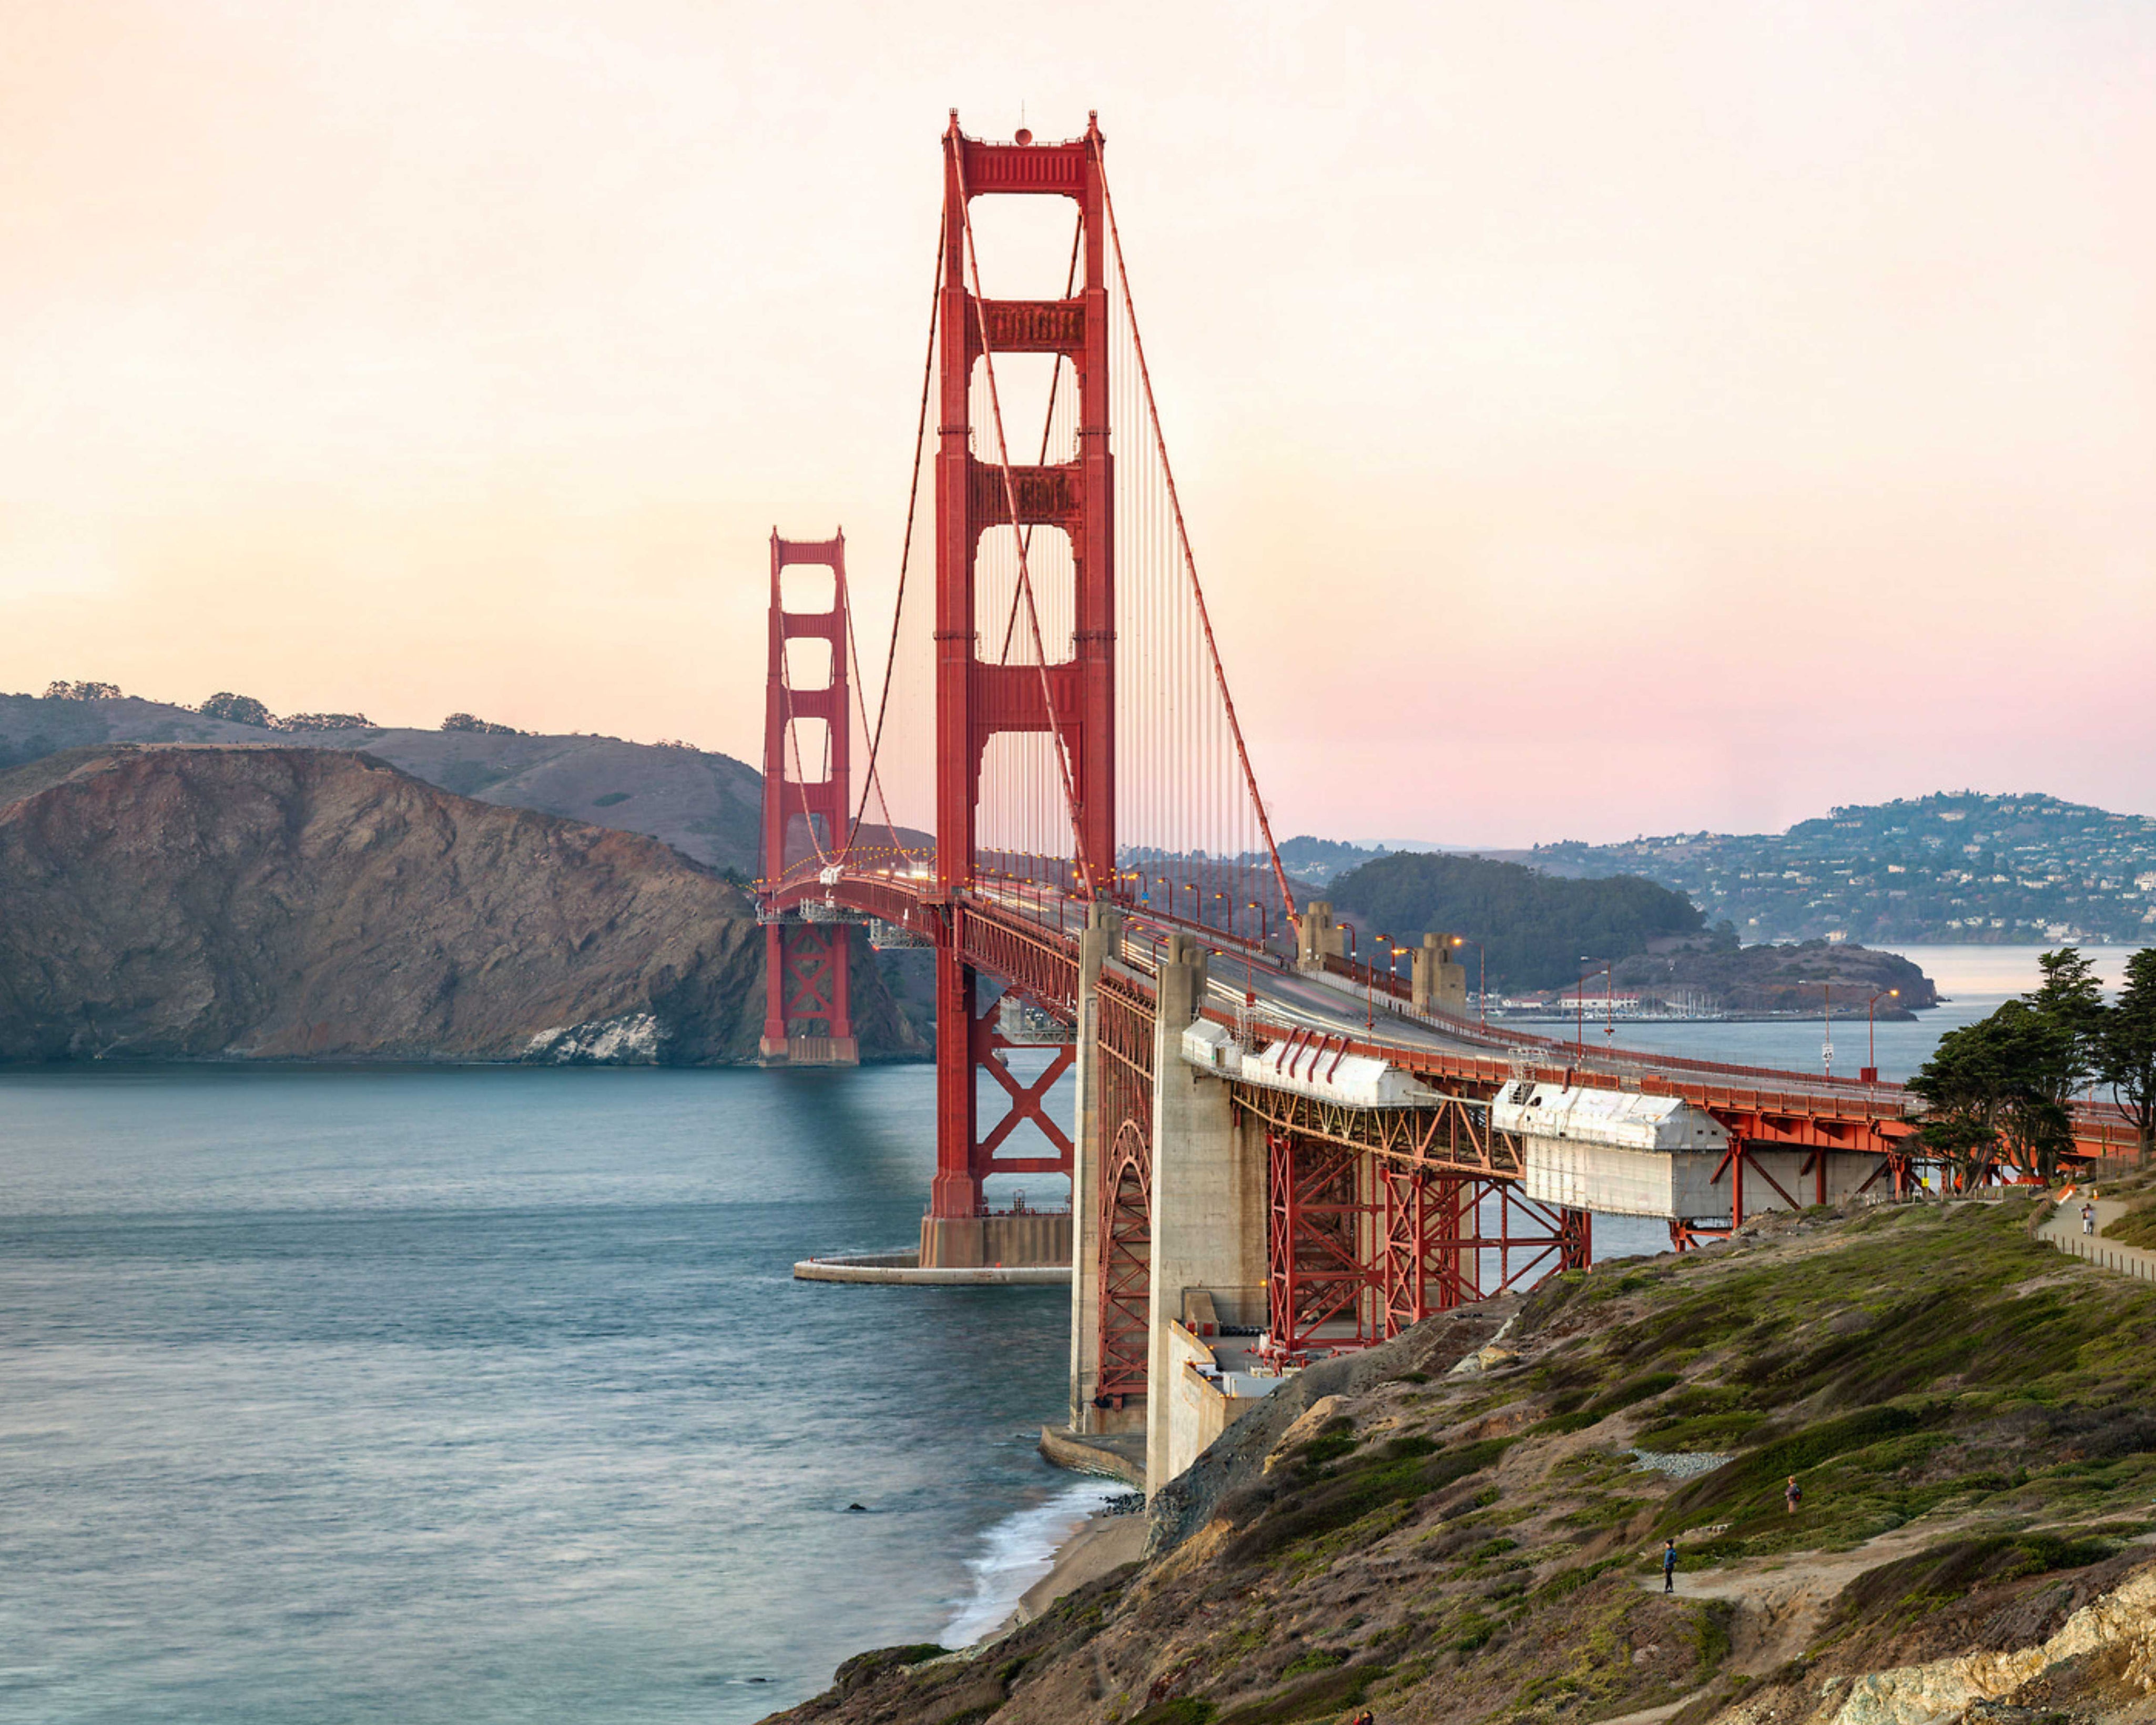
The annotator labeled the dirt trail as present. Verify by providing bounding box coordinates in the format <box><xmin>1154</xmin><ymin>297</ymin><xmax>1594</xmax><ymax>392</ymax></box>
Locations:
<box><xmin>1637</xmin><ymin>1515</ymin><xmax>1985</xmax><ymax>1672</ymax></box>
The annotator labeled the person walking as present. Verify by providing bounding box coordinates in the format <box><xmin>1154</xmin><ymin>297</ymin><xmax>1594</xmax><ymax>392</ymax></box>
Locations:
<box><xmin>1784</xmin><ymin>1475</ymin><xmax>1803</xmax><ymax>1515</ymax></box>
<box><xmin>1662</xmin><ymin>1538</ymin><xmax>1678</xmax><ymax>1594</ymax></box>
<box><xmin>2082</xmin><ymin>1202</ymin><xmax>2097</xmax><ymax>1236</ymax></box>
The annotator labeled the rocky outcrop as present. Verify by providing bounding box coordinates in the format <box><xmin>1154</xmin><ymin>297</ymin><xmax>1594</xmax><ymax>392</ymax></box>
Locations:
<box><xmin>0</xmin><ymin>746</ymin><xmax>921</xmax><ymax>1064</ymax></box>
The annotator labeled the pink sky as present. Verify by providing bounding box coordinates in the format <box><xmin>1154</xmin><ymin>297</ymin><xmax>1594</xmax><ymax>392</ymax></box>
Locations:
<box><xmin>3</xmin><ymin>2</ymin><xmax>2151</xmax><ymax>847</ymax></box>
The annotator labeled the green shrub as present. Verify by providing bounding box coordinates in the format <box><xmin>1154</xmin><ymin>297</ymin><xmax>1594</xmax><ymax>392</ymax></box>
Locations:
<box><xmin>1661</xmin><ymin>1405</ymin><xmax>1927</xmax><ymax>1528</ymax></box>
<box><xmin>1635</xmin><ymin>1409</ymin><xmax>1766</xmax><ymax>1452</ymax></box>
<box><xmin>1692</xmin><ymin>1600</ymin><xmax>1735</xmax><ymax>1672</ymax></box>
<box><xmin>1227</xmin><ymin>1436</ymin><xmax>1515</xmax><ymax>1564</ymax></box>
<box><xmin>1832</xmin><ymin>1534</ymin><xmax>2119</xmax><ymax>1628</ymax></box>
<box><xmin>1214</xmin><ymin>1662</ymin><xmax>1385</xmax><ymax>1724</ymax></box>
<box><xmin>1280</xmin><ymin>1648</ymin><xmax>1347</xmax><ymax>1677</ymax></box>
<box><xmin>1126</xmin><ymin>1701</ymin><xmax>1217</xmax><ymax>1725</ymax></box>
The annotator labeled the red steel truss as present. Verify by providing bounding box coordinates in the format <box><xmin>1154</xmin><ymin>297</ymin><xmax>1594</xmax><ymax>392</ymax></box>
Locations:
<box><xmin>1265</xmin><ymin>1121</ymin><xmax>1591</xmax><ymax>1359</ymax></box>
<box><xmin>1094</xmin><ymin>972</ymin><xmax>1155</xmax><ymax>1405</ymax></box>
<box><xmin>760</xmin><ymin>533</ymin><xmax>857</xmax><ymax>1064</ymax></box>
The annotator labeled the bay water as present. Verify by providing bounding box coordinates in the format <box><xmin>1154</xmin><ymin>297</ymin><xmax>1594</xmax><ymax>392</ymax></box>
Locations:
<box><xmin>0</xmin><ymin>945</ymin><xmax>2133</xmax><ymax>1722</ymax></box>
<box><xmin>0</xmin><ymin>1064</ymin><xmax>1087</xmax><ymax>1725</ymax></box>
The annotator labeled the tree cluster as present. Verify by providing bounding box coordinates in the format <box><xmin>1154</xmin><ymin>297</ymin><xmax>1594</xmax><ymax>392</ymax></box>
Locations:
<box><xmin>1909</xmin><ymin>948</ymin><xmax>2156</xmax><ymax>1186</ymax></box>
<box><xmin>199</xmin><ymin>692</ymin><xmax>274</xmax><ymax>727</ymax></box>
<box><xmin>1326</xmin><ymin>851</ymin><xmax>1703</xmax><ymax>992</ymax></box>
<box><xmin>441</xmin><ymin>713</ymin><xmax>527</xmax><ymax>736</ymax></box>
<box><xmin>276</xmin><ymin>713</ymin><xmax>375</xmax><ymax>732</ymax></box>
<box><xmin>44</xmin><ymin>680</ymin><xmax>123</xmax><ymax>702</ymax></box>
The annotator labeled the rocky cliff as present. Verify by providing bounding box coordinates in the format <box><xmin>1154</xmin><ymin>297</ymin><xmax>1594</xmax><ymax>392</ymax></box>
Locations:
<box><xmin>0</xmin><ymin>746</ymin><xmax>921</xmax><ymax>1064</ymax></box>
<box><xmin>770</xmin><ymin>1198</ymin><xmax>2156</xmax><ymax>1725</ymax></box>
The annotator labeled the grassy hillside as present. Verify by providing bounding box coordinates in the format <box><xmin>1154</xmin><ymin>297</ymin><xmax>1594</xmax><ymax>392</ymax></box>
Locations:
<box><xmin>771</xmin><ymin>1197</ymin><xmax>2156</xmax><ymax>1725</ymax></box>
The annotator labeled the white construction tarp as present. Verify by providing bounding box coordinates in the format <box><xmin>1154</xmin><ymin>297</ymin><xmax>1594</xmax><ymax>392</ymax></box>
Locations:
<box><xmin>1522</xmin><ymin>1138</ymin><xmax>1731</xmax><ymax>1219</ymax></box>
<box><xmin>1490</xmin><ymin>1081</ymin><xmax>1728</xmax><ymax>1153</ymax></box>
<box><xmin>1180</xmin><ymin>1020</ymin><xmax>1438</xmax><ymax>1109</ymax></box>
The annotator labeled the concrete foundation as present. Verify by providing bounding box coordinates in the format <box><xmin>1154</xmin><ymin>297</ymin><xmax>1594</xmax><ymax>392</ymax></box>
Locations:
<box><xmin>918</xmin><ymin>1211</ymin><xmax>1072</xmax><ymax>1270</ymax></box>
<box><xmin>793</xmin><ymin>1250</ymin><xmax>1067</xmax><ymax>1285</ymax></box>
<box><xmin>1069</xmin><ymin>905</ymin><xmax>1125</xmax><ymax>1434</ymax></box>
<box><xmin>1160</xmin><ymin>1321</ymin><xmax>1281</xmax><ymax>1483</ymax></box>
<box><xmin>1145</xmin><ymin>933</ymin><xmax>1268</xmax><ymax>1497</ymax></box>
<box><xmin>759</xmin><ymin>1034</ymin><xmax>860</xmax><ymax>1066</ymax></box>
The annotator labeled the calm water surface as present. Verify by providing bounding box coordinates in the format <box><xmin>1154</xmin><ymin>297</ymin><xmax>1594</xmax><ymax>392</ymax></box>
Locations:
<box><xmin>1559</xmin><ymin>943</ymin><xmax>2148</xmax><ymax>1082</ymax></box>
<box><xmin>0</xmin><ymin>1064</ymin><xmax>1082</xmax><ymax>1725</ymax></box>
<box><xmin>2</xmin><ymin>946</ymin><xmax>2137</xmax><ymax>1720</ymax></box>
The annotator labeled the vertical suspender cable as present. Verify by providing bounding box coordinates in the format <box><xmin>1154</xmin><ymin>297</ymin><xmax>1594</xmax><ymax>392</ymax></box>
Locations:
<box><xmin>1091</xmin><ymin>140</ymin><xmax>1298</xmax><ymax>924</ymax></box>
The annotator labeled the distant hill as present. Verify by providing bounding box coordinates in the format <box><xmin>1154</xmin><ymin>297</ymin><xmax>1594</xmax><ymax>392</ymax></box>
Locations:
<box><xmin>0</xmin><ymin>746</ymin><xmax>921</xmax><ymax>1064</ymax></box>
<box><xmin>0</xmin><ymin>693</ymin><xmax>765</xmax><ymax>876</ymax></box>
<box><xmin>1531</xmin><ymin>791</ymin><xmax>2156</xmax><ymax>945</ymax></box>
<box><xmin>1325</xmin><ymin>850</ymin><xmax>1706</xmax><ymax>992</ymax></box>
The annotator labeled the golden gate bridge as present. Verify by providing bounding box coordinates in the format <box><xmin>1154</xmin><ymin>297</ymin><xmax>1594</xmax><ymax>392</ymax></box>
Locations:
<box><xmin>754</xmin><ymin>112</ymin><xmax>2140</xmax><ymax>1491</ymax></box>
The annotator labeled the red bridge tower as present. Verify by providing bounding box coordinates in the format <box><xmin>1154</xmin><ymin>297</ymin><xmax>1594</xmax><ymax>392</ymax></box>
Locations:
<box><xmin>927</xmin><ymin>113</ymin><xmax>1115</xmax><ymax>1230</ymax></box>
<box><xmin>760</xmin><ymin>531</ymin><xmax>858</xmax><ymax>1066</ymax></box>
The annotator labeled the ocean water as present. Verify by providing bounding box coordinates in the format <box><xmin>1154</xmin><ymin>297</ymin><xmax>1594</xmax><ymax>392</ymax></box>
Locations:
<box><xmin>1569</xmin><ymin>943</ymin><xmax>2149</xmax><ymax>1084</ymax></box>
<box><xmin>1</xmin><ymin>950</ymin><xmax>2133</xmax><ymax>1720</ymax></box>
<box><xmin>0</xmin><ymin>1064</ymin><xmax>1085</xmax><ymax>1725</ymax></box>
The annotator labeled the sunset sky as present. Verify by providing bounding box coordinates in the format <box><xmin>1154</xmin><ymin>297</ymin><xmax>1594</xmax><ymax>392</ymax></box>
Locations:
<box><xmin>3</xmin><ymin>1</ymin><xmax>2151</xmax><ymax>847</ymax></box>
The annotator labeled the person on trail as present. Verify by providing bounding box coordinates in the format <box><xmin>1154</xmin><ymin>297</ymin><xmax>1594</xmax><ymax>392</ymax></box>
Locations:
<box><xmin>1785</xmin><ymin>1475</ymin><xmax>1803</xmax><ymax>1515</ymax></box>
<box><xmin>1662</xmin><ymin>1538</ymin><xmax>1678</xmax><ymax>1594</ymax></box>
<box><xmin>2083</xmin><ymin>1202</ymin><xmax>2097</xmax><ymax>1236</ymax></box>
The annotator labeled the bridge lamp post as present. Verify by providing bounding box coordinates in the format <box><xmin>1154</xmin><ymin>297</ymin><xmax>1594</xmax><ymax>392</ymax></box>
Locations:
<box><xmin>1821</xmin><ymin>982</ymin><xmax>1834</xmax><ymax>1079</ymax></box>
<box><xmin>1863</xmin><ymin>988</ymin><xmax>1898</xmax><ymax>1084</ymax></box>
<box><xmin>1212</xmin><ymin>889</ymin><xmax>1229</xmax><ymax>936</ymax></box>
<box><xmin>1577</xmin><ymin>960</ymin><xmax>1611</xmax><ymax>1058</ymax></box>
<box><xmin>1247</xmin><ymin>900</ymin><xmax>1268</xmax><ymax>949</ymax></box>
<box><xmin>1369</xmin><ymin>935</ymin><xmax>1394</xmax><ymax>1030</ymax></box>
<box><xmin>1451</xmin><ymin>935</ymin><xmax>1488</xmax><ymax>1025</ymax></box>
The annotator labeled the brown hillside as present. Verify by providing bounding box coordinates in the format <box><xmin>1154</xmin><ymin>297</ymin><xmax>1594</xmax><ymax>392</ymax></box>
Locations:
<box><xmin>0</xmin><ymin>746</ymin><xmax>920</xmax><ymax>1064</ymax></box>
<box><xmin>0</xmin><ymin>694</ymin><xmax>767</xmax><ymax>873</ymax></box>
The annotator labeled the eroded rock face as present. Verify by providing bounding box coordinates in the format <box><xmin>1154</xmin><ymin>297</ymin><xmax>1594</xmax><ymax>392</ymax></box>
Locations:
<box><xmin>0</xmin><ymin>746</ymin><xmax>919</xmax><ymax>1063</ymax></box>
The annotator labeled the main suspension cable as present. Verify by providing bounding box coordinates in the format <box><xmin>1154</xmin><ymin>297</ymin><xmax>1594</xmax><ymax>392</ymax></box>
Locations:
<box><xmin>842</xmin><ymin>216</ymin><xmax>946</xmax><ymax>866</ymax></box>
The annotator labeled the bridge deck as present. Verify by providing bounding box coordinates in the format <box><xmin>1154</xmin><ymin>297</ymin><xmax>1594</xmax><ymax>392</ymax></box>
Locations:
<box><xmin>766</xmin><ymin>865</ymin><xmax>2141</xmax><ymax>1166</ymax></box>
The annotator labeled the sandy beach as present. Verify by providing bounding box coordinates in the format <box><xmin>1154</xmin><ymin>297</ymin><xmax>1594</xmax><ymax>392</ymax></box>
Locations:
<box><xmin>989</xmin><ymin>1511</ymin><xmax>1148</xmax><ymax>1640</ymax></box>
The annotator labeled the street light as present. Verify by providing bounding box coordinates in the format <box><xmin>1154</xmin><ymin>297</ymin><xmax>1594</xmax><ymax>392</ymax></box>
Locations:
<box><xmin>1451</xmin><ymin>935</ymin><xmax>1488</xmax><ymax>1025</ymax></box>
<box><xmin>1863</xmin><ymin>988</ymin><xmax>1899</xmax><ymax>1083</ymax></box>
<box><xmin>1247</xmin><ymin>900</ymin><xmax>1269</xmax><ymax>947</ymax></box>
<box><xmin>1821</xmin><ymin>981</ymin><xmax>1834</xmax><ymax>1079</ymax></box>
<box><xmin>1577</xmin><ymin>959</ymin><xmax>1611</xmax><ymax>1058</ymax></box>
<box><xmin>1368</xmin><ymin>934</ymin><xmax>1394</xmax><ymax>1030</ymax></box>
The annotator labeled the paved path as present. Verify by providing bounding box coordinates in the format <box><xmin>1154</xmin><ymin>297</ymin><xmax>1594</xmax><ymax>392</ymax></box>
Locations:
<box><xmin>2039</xmin><ymin>1196</ymin><xmax>2156</xmax><ymax>1284</ymax></box>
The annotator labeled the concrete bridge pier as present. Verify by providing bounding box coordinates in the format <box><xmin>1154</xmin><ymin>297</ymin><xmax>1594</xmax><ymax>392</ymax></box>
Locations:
<box><xmin>1068</xmin><ymin>902</ymin><xmax>1130</xmax><ymax>1435</ymax></box>
<box><xmin>1143</xmin><ymin>933</ymin><xmax>1268</xmax><ymax>1497</ymax></box>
